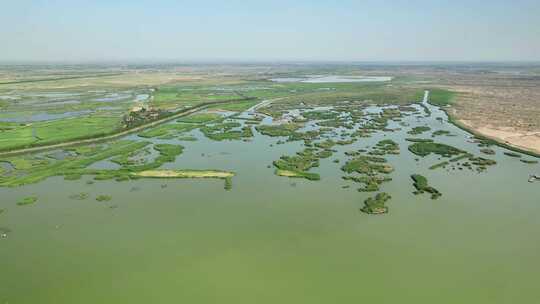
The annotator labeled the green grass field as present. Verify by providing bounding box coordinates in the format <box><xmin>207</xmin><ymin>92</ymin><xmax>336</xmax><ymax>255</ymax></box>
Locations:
<box><xmin>176</xmin><ymin>113</ymin><xmax>222</xmax><ymax>123</ymax></box>
<box><xmin>206</xmin><ymin>100</ymin><xmax>259</xmax><ymax>112</ymax></box>
<box><xmin>0</xmin><ymin>115</ymin><xmax>121</xmax><ymax>151</ymax></box>
<box><xmin>427</xmin><ymin>89</ymin><xmax>455</xmax><ymax>106</ymax></box>
<box><xmin>152</xmin><ymin>87</ymin><xmax>245</xmax><ymax>110</ymax></box>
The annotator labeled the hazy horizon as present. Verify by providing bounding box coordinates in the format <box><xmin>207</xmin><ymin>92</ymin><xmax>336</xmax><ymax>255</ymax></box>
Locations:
<box><xmin>2</xmin><ymin>0</ymin><xmax>539</xmax><ymax>63</ymax></box>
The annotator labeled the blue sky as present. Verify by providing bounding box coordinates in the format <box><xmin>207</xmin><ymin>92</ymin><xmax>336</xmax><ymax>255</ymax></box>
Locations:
<box><xmin>1</xmin><ymin>0</ymin><xmax>539</xmax><ymax>62</ymax></box>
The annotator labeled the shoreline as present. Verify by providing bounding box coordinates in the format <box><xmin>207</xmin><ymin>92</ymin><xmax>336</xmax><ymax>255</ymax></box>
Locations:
<box><xmin>441</xmin><ymin>107</ymin><xmax>540</xmax><ymax>158</ymax></box>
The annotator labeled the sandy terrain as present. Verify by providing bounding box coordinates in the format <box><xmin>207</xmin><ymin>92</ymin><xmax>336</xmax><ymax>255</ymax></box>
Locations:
<box><xmin>458</xmin><ymin>119</ymin><xmax>540</xmax><ymax>154</ymax></box>
<box><xmin>444</xmin><ymin>80</ymin><xmax>540</xmax><ymax>155</ymax></box>
<box><xmin>275</xmin><ymin>169</ymin><xmax>300</xmax><ymax>177</ymax></box>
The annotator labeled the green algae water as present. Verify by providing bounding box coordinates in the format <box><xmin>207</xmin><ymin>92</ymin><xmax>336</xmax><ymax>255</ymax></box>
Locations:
<box><xmin>1</xmin><ymin>100</ymin><xmax>539</xmax><ymax>303</ymax></box>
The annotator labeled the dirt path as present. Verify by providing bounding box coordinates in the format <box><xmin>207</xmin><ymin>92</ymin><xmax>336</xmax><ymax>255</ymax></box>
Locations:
<box><xmin>244</xmin><ymin>97</ymin><xmax>283</xmax><ymax>113</ymax></box>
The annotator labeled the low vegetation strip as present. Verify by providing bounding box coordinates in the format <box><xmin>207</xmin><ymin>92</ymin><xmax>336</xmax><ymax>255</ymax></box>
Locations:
<box><xmin>0</xmin><ymin>73</ymin><xmax>123</xmax><ymax>85</ymax></box>
<box><xmin>133</xmin><ymin>170</ymin><xmax>234</xmax><ymax>179</ymax></box>
<box><xmin>275</xmin><ymin>169</ymin><xmax>320</xmax><ymax>180</ymax></box>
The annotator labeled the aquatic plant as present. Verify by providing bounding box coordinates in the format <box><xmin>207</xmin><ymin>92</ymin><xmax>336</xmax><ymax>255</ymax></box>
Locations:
<box><xmin>343</xmin><ymin>175</ymin><xmax>392</xmax><ymax>192</ymax></box>
<box><xmin>469</xmin><ymin>157</ymin><xmax>497</xmax><ymax>167</ymax></box>
<box><xmin>419</xmin><ymin>103</ymin><xmax>431</xmax><ymax>116</ymax></box>
<box><xmin>504</xmin><ymin>152</ymin><xmax>522</xmax><ymax>158</ymax></box>
<box><xmin>275</xmin><ymin>169</ymin><xmax>320</xmax><ymax>180</ymax></box>
<box><xmin>411</xmin><ymin>174</ymin><xmax>441</xmax><ymax>199</ymax></box>
<box><xmin>407</xmin><ymin>126</ymin><xmax>431</xmax><ymax>135</ymax></box>
<box><xmin>69</xmin><ymin>193</ymin><xmax>89</xmax><ymax>200</ymax></box>
<box><xmin>64</xmin><ymin>173</ymin><xmax>83</xmax><ymax>180</ymax></box>
<box><xmin>17</xmin><ymin>196</ymin><xmax>38</xmax><ymax>206</ymax></box>
<box><xmin>336</xmin><ymin>139</ymin><xmax>355</xmax><ymax>145</ymax></box>
<box><xmin>432</xmin><ymin>130</ymin><xmax>453</xmax><ymax>137</ymax></box>
<box><xmin>273</xmin><ymin>148</ymin><xmax>321</xmax><ymax>181</ymax></box>
<box><xmin>177</xmin><ymin>136</ymin><xmax>198</xmax><ymax>141</ymax></box>
<box><xmin>314</xmin><ymin>140</ymin><xmax>336</xmax><ymax>150</ymax></box>
<box><xmin>449</xmin><ymin>154</ymin><xmax>473</xmax><ymax>162</ymax></box>
<box><xmin>341</xmin><ymin>155</ymin><xmax>393</xmax><ymax>175</ymax></box>
<box><xmin>408</xmin><ymin>142</ymin><xmax>464</xmax><ymax>157</ymax></box>
<box><xmin>96</xmin><ymin>195</ymin><xmax>112</xmax><ymax>202</ymax></box>
<box><xmin>372</xmin><ymin>139</ymin><xmax>399</xmax><ymax>155</ymax></box>
<box><xmin>473</xmin><ymin>137</ymin><xmax>495</xmax><ymax>147</ymax></box>
<box><xmin>224</xmin><ymin>177</ymin><xmax>233</xmax><ymax>190</ymax></box>
<box><xmin>480</xmin><ymin>148</ymin><xmax>496</xmax><ymax>155</ymax></box>
<box><xmin>0</xmin><ymin>141</ymin><xmax>152</xmax><ymax>187</ymax></box>
<box><xmin>302</xmin><ymin>110</ymin><xmax>340</xmax><ymax>120</ymax></box>
<box><xmin>201</xmin><ymin>122</ymin><xmax>253</xmax><ymax>141</ymax></box>
<box><xmin>288</xmin><ymin>130</ymin><xmax>322</xmax><ymax>142</ymax></box>
<box><xmin>429</xmin><ymin>161</ymin><xmax>449</xmax><ymax>170</ymax></box>
<box><xmin>360</xmin><ymin>192</ymin><xmax>391</xmax><ymax>215</ymax></box>
<box><xmin>255</xmin><ymin>123</ymin><xmax>301</xmax><ymax>137</ymax></box>
<box><xmin>316</xmin><ymin>150</ymin><xmax>333</xmax><ymax>159</ymax></box>
<box><xmin>0</xmin><ymin>227</ymin><xmax>11</xmax><ymax>236</ymax></box>
<box><xmin>405</xmin><ymin>138</ymin><xmax>434</xmax><ymax>143</ymax></box>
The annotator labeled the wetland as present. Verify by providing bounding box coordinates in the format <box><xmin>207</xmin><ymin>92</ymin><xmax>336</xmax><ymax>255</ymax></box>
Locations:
<box><xmin>1</xmin><ymin>65</ymin><xmax>539</xmax><ymax>304</ymax></box>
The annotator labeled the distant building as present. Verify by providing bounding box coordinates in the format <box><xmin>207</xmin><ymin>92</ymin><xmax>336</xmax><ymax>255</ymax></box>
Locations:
<box><xmin>122</xmin><ymin>104</ymin><xmax>165</xmax><ymax>128</ymax></box>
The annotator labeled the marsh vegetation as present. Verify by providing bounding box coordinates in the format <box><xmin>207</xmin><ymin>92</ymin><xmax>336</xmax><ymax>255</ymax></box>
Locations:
<box><xmin>408</xmin><ymin>142</ymin><xmax>464</xmax><ymax>157</ymax></box>
<box><xmin>411</xmin><ymin>174</ymin><xmax>441</xmax><ymax>199</ymax></box>
<box><xmin>360</xmin><ymin>192</ymin><xmax>391</xmax><ymax>215</ymax></box>
<box><xmin>17</xmin><ymin>196</ymin><xmax>37</xmax><ymax>206</ymax></box>
<box><xmin>0</xmin><ymin>65</ymin><xmax>535</xmax><ymax>223</ymax></box>
<box><xmin>96</xmin><ymin>195</ymin><xmax>112</xmax><ymax>202</ymax></box>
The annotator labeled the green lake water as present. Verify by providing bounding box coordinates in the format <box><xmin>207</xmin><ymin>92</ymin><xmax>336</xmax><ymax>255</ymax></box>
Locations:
<box><xmin>1</xmin><ymin>101</ymin><xmax>539</xmax><ymax>303</ymax></box>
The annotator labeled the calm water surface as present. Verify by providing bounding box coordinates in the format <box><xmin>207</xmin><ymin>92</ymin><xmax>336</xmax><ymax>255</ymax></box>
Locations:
<box><xmin>0</xmin><ymin>101</ymin><xmax>539</xmax><ymax>303</ymax></box>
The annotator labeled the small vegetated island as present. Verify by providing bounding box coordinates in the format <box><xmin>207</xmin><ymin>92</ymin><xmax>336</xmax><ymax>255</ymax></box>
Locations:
<box><xmin>17</xmin><ymin>196</ymin><xmax>37</xmax><ymax>206</ymax></box>
<box><xmin>96</xmin><ymin>195</ymin><xmax>112</xmax><ymax>202</ymax></box>
<box><xmin>408</xmin><ymin>141</ymin><xmax>464</xmax><ymax>157</ymax></box>
<box><xmin>361</xmin><ymin>192</ymin><xmax>391</xmax><ymax>214</ymax></box>
<box><xmin>69</xmin><ymin>193</ymin><xmax>89</xmax><ymax>200</ymax></box>
<box><xmin>409</xmin><ymin>140</ymin><xmax>498</xmax><ymax>173</ymax></box>
<box><xmin>432</xmin><ymin>130</ymin><xmax>453</xmax><ymax>137</ymax></box>
<box><xmin>408</xmin><ymin>126</ymin><xmax>431</xmax><ymax>135</ymax></box>
<box><xmin>273</xmin><ymin>148</ymin><xmax>322</xmax><ymax>181</ymax></box>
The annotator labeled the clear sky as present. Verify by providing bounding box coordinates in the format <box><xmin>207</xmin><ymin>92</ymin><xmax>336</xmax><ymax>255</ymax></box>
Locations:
<box><xmin>1</xmin><ymin>0</ymin><xmax>539</xmax><ymax>62</ymax></box>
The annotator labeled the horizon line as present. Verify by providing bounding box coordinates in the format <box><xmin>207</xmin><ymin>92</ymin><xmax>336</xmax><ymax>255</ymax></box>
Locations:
<box><xmin>1</xmin><ymin>59</ymin><xmax>540</xmax><ymax>66</ymax></box>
